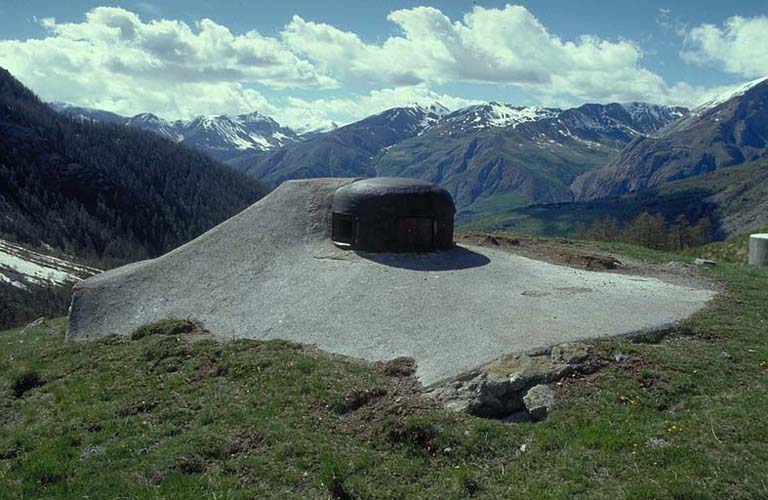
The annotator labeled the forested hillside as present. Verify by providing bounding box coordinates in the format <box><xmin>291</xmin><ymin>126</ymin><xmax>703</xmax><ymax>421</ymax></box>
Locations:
<box><xmin>0</xmin><ymin>67</ymin><xmax>268</xmax><ymax>268</ymax></box>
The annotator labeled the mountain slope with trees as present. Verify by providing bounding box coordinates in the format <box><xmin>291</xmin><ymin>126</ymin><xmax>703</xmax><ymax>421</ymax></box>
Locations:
<box><xmin>0</xmin><ymin>67</ymin><xmax>269</xmax><ymax>267</ymax></box>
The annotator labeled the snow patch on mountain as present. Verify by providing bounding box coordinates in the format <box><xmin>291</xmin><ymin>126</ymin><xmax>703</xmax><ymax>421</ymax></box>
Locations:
<box><xmin>444</xmin><ymin>103</ymin><xmax>562</xmax><ymax>130</ymax></box>
<box><xmin>52</xmin><ymin>104</ymin><xmax>298</xmax><ymax>155</ymax></box>
<box><xmin>0</xmin><ymin>239</ymin><xmax>100</xmax><ymax>291</ymax></box>
<box><xmin>487</xmin><ymin>104</ymin><xmax>560</xmax><ymax>127</ymax></box>
<box><xmin>620</xmin><ymin>102</ymin><xmax>687</xmax><ymax>122</ymax></box>
<box><xmin>693</xmin><ymin>76</ymin><xmax>768</xmax><ymax>114</ymax></box>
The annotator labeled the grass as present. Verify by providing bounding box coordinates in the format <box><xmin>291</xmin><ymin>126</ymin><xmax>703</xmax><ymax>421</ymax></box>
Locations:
<box><xmin>1</xmin><ymin>244</ymin><xmax>768</xmax><ymax>498</ymax></box>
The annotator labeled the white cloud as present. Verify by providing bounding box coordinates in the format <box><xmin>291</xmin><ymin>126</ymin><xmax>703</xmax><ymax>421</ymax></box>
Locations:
<box><xmin>282</xmin><ymin>5</ymin><xmax>685</xmax><ymax>105</ymax></box>
<box><xmin>0</xmin><ymin>4</ymin><xmax>737</xmax><ymax>128</ymax></box>
<box><xmin>682</xmin><ymin>16</ymin><xmax>768</xmax><ymax>78</ymax></box>
<box><xmin>656</xmin><ymin>8</ymin><xmax>688</xmax><ymax>37</ymax></box>
<box><xmin>0</xmin><ymin>7</ymin><xmax>332</xmax><ymax>119</ymax></box>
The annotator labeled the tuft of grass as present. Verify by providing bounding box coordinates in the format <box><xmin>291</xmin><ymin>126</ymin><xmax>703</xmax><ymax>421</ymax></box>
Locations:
<box><xmin>453</xmin><ymin>465</ymin><xmax>480</xmax><ymax>497</ymax></box>
<box><xmin>130</xmin><ymin>318</ymin><xmax>205</xmax><ymax>340</ymax></box>
<box><xmin>319</xmin><ymin>452</ymin><xmax>352</xmax><ymax>500</ymax></box>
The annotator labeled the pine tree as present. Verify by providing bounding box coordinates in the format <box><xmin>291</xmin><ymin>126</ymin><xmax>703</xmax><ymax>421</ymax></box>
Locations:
<box><xmin>623</xmin><ymin>211</ymin><xmax>668</xmax><ymax>249</ymax></box>
<box><xmin>689</xmin><ymin>217</ymin><xmax>714</xmax><ymax>247</ymax></box>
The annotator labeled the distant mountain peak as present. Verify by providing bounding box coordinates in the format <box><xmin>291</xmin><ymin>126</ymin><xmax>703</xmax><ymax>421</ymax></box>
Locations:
<box><xmin>53</xmin><ymin>104</ymin><xmax>298</xmax><ymax>159</ymax></box>
<box><xmin>442</xmin><ymin>102</ymin><xmax>561</xmax><ymax>130</ymax></box>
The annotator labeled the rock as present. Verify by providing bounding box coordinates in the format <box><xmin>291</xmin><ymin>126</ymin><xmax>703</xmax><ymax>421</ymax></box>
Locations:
<box><xmin>81</xmin><ymin>445</ymin><xmax>106</xmax><ymax>459</ymax></box>
<box><xmin>550</xmin><ymin>342</ymin><xmax>591</xmax><ymax>365</ymax></box>
<box><xmin>502</xmin><ymin>411</ymin><xmax>530</xmax><ymax>423</ymax></box>
<box><xmin>488</xmin><ymin>352</ymin><xmax>571</xmax><ymax>388</ymax></box>
<box><xmin>613</xmin><ymin>352</ymin><xmax>629</xmax><ymax>363</ymax></box>
<box><xmin>523</xmin><ymin>384</ymin><xmax>554</xmax><ymax>421</ymax></box>
<box><xmin>646</xmin><ymin>438</ymin><xmax>670</xmax><ymax>448</ymax></box>
<box><xmin>694</xmin><ymin>258</ymin><xmax>716</xmax><ymax>267</ymax></box>
<box><xmin>20</xmin><ymin>317</ymin><xmax>45</xmax><ymax>334</ymax></box>
<box><xmin>433</xmin><ymin>344</ymin><xmax>592</xmax><ymax>419</ymax></box>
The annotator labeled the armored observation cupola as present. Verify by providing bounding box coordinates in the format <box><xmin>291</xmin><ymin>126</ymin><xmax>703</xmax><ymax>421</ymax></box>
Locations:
<box><xmin>330</xmin><ymin>177</ymin><xmax>455</xmax><ymax>252</ymax></box>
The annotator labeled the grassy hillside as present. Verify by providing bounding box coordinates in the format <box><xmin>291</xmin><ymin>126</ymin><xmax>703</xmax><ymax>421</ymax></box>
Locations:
<box><xmin>459</xmin><ymin>159</ymin><xmax>768</xmax><ymax>239</ymax></box>
<box><xmin>2</xmin><ymin>242</ymin><xmax>767</xmax><ymax>498</ymax></box>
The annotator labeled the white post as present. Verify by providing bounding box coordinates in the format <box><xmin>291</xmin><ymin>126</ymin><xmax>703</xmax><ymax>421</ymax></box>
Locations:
<box><xmin>749</xmin><ymin>234</ymin><xmax>768</xmax><ymax>267</ymax></box>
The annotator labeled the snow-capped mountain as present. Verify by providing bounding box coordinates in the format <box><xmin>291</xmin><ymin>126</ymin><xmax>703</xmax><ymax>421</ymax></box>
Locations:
<box><xmin>574</xmin><ymin>77</ymin><xmax>768</xmax><ymax>200</ymax></box>
<box><xmin>235</xmin><ymin>100</ymin><xmax>688</xmax><ymax>211</ymax></box>
<box><xmin>127</xmin><ymin>113</ymin><xmax>184</xmax><ymax>142</ymax></box>
<box><xmin>692</xmin><ymin>76</ymin><xmax>768</xmax><ymax>115</ymax></box>
<box><xmin>439</xmin><ymin>102</ymin><xmax>687</xmax><ymax>139</ymax></box>
<box><xmin>442</xmin><ymin>103</ymin><xmax>561</xmax><ymax>130</ymax></box>
<box><xmin>52</xmin><ymin>97</ymin><xmax>692</xmax><ymax>212</ymax></box>
<box><xmin>232</xmin><ymin>103</ymin><xmax>453</xmax><ymax>184</ymax></box>
<box><xmin>179</xmin><ymin>112</ymin><xmax>298</xmax><ymax>160</ymax></box>
<box><xmin>51</xmin><ymin>103</ymin><xmax>299</xmax><ymax>161</ymax></box>
<box><xmin>296</xmin><ymin>121</ymin><xmax>340</xmax><ymax>139</ymax></box>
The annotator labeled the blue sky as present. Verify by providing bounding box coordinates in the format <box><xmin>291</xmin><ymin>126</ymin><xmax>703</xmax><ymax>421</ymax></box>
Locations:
<box><xmin>0</xmin><ymin>0</ymin><xmax>766</xmax><ymax>129</ymax></box>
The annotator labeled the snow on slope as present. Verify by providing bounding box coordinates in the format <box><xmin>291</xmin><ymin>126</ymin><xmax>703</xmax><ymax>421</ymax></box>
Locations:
<box><xmin>486</xmin><ymin>104</ymin><xmax>560</xmax><ymax>127</ymax></box>
<box><xmin>0</xmin><ymin>239</ymin><xmax>100</xmax><ymax>291</ymax></box>
<box><xmin>445</xmin><ymin>103</ymin><xmax>561</xmax><ymax>130</ymax></box>
<box><xmin>693</xmin><ymin>76</ymin><xmax>768</xmax><ymax>114</ymax></box>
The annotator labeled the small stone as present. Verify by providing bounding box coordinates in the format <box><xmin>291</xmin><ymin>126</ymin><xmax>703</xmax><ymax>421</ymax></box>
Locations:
<box><xmin>20</xmin><ymin>317</ymin><xmax>45</xmax><ymax>334</ymax></box>
<box><xmin>523</xmin><ymin>384</ymin><xmax>554</xmax><ymax>422</ymax></box>
<box><xmin>694</xmin><ymin>258</ymin><xmax>716</xmax><ymax>267</ymax></box>
<box><xmin>519</xmin><ymin>443</ymin><xmax>528</xmax><ymax>452</ymax></box>
<box><xmin>646</xmin><ymin>438</ymin><xmax>670</xmax><ymax>448</ymax></box>
<box><xmin>81</xmin><ymin>445</ymin><xmax>106</xmax><ymax>459</ymax></box>
<box><xmin>613</xmin><ymin>352</ymin><xmax>629</xmax><ymax>363</ymax></box>
<box><xmin>719</xmin><ymin>351</ymin><xmax>732</xmax><ymax>360</ymax></box>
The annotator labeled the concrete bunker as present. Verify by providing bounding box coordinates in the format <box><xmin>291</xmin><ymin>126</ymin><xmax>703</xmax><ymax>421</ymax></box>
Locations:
<box><xmin>331</xmin><ymin>177</ymin><xmax>455</xmax><ymax>252</ymax></box>
<box><xmin>67</xmin><ymin>178</ymin><xmax>717</xmax><ymax>387</ymax></box>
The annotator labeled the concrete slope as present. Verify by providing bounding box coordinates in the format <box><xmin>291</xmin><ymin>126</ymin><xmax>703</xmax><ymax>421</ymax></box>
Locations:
<box><xmin>68</xmin><ymin>179</ymin><xmax>716</xmax><ymax>385</ymax></box>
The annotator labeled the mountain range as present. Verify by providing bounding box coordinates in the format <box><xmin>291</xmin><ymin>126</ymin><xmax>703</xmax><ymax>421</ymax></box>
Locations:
<box><xmin>572</xmin><ymin>76</ymin><xmax>768</xmax><ymax>200</ymax></box>
<box><xmin>51</xmin><ymin>103</ymin><xmax>301</xmax><ymax>161</ymax></box>
<box><xmin>50</xmin><ymin>74</ymin><xmax>768</xmax><ymax>238</ymax></box>
<box><xmin>227</xmin><ymin>101</ymin><xmax>688</xmax><ymax>213</ymax></box>
<box><xmin>53</xmin><ymin>99</ymin><xmax>689</xmax><ymax>213</ymax></box>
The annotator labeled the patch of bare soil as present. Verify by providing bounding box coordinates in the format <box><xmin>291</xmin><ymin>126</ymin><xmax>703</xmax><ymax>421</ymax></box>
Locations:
<box><xmin>313</xmin><ymin>356</ymin><xmax>446</xmax><ymax>439</ymax></box>
<box><xmin>457</xmin><ymin>232</ymin><xmax>720</xmax><ymax>291</ymax></box>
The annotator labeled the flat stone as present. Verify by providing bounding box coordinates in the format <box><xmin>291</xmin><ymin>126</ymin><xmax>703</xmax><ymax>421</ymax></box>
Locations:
<box><xmin>694</xmin><ymin>258</ymin><xmax>716</xmax><ymax>266</ymax></box>
<box><xmin>523</xmin><ymin>384</ymin><xmax>554</xmax><ymax>421</ymax></box>
<box><xmin>550</xmin><ymin>342</ymin><xmax>591</xmax><ymax>365</ymax></box>
<box><xmin>81</xmin><ymin>445</ymin><xmax>105</xmax><ymax>459</ymax></box>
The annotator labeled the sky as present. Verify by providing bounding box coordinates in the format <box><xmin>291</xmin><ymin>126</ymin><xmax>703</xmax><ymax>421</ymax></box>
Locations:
<box><xmin>0</xmin><ymin>0</ymin><xmax>766</xmax><ymax>130</ymax></box>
